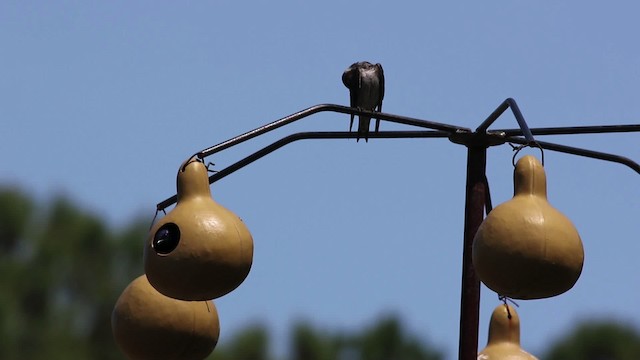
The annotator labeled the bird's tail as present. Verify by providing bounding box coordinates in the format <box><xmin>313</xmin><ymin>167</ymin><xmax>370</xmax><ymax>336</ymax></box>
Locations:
<box><xmin>357</xmin><ymin>117</ymin><xmax>371</xmax><ymax>142</ymax></box>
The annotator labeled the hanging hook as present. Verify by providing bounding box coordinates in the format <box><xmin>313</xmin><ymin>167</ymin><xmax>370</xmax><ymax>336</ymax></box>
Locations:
<box><xmin>180</xmin><ymin>155</ymin><xmax>204</xmax><ymax>172</ymax></box>
<box><xmin>149</xmin><ymin>208</ymin><xmax>167</xmax><ymax>230</ymax></box>
<box><xmin>206</xmin><ymin>162</ymin><xmax>218</xmax><ymax>174</ymax></box>
<box><xmin>498</xmin><ymin>295</ymin><xmax>519</xmax><ymax>319</ymax></box>
<box><xmin>511</xmin><ymin>142</ymin><xmax>545</xmax><ymax>167</ymax></box>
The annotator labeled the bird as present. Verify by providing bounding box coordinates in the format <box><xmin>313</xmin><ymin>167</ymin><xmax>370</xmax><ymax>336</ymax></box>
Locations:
<box><xmin>341</xmin><ymin>61</ymin><xmax>385</xmax><ymax>142</ymax></box>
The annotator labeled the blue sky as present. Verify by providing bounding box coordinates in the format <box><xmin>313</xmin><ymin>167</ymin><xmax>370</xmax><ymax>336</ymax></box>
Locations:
<box><xmin>2</xmin><ymin>1</ymin><xmax>639</xmax><ymax>358</ymax></box>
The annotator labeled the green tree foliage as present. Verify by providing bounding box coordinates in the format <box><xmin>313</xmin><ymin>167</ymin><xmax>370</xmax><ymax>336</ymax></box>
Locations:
<box><xmin>543</xmin><ymin>320</ymin><xmax>640</xmax><ymax>360</ymax></box>
<box><xmin>0</xmin><ymin>187</ymin><xmax>33</xmax><ymax>253</ymax></box>
<box><xmin>0</xmin><ymin>187</ymin><xmax>146</xmax><ymax>360</ymax></box>
<box><xmin>210</xmin><ymin>324</ymin><xmax>271</xmax><ymax>360</ymax></box>
<box><xmin>0</xmin><ymin>186</ymin><xmax>445</xmax><ymax>360</ymax></box>
<box><xmin>290</xmin><ymin>322</ymin><xmax>341</xmax><ymax>360</ymax></box>
<box><xmin>357</xmin><ymin>316</ymin><xmax>442</xmax><ymax>360</ymax></box>
<box><xmin>209</xmin><ymin>316</ymin><xmax>444</xmax><ymax>360</ymax></box>
<box><xmin>3</xmin><ymin>186</ymin><xmax>639</xmax><ymax>360</ymax></box>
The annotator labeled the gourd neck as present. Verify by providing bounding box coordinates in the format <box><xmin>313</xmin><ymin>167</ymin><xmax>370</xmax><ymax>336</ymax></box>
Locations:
<box><xmin>488</xmin><ymin>304</ymin><xmax>521</xmax><ymax>345</ymax></box>
<box><xmin>177</xmin><ymin>158</ymin><xmax>212</xmax><ymax>202</ymax></box>
<box><xmin>514</xmin><ymin>155</ymin><xmax>547</xmax><ymax>198</ymax></box>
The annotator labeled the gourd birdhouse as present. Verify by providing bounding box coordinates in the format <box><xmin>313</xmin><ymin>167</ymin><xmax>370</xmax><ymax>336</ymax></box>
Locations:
<box><xmin>478</xmin><ymin>304</ymin><xmax>538</xmax><ymax>359</ymax></box>
<box><xmin>144</xmin><ymin>158</ymin><xmax>254</xmax><ymax>300</ymax></box>
<box><xmin>473</xmin><ymin>155</ymin><xmax>584</xmax><ymax>299</ymax></box>
<box><xmin>111</xmin><ymin>275</ymin><xmax>220</xmax><ymax>360</ymax></box>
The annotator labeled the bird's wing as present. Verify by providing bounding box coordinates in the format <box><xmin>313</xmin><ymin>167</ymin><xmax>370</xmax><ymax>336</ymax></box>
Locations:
<box><xmin>342</xmin><ymin>66</ymin><xmax>359</xmax><ymax>108</ymax></box>
<box><xmin>375</xmin><ymin>63</ymin><xmax>385</xmax><ymax>112</ymax></box>
<box><xmin>342</xmin><ymin>66</ymin><xmax>359</xmax><ymax>129</ymax></box>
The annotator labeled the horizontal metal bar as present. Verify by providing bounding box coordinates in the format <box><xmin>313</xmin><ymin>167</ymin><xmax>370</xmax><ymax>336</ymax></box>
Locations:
<box><xmin>507</xmin><ymin>137</ymin><xmax>640</xmax><ymax>174</ymax></box>
<box><xmin>497</xmin><ymin>124</ymin><xmax>640</xmax><ymax>137</ymax></box>
<box><xmin>196</xmin><ymin>104</ymin><xmax>469</xmax><ymax>159</ymax></box>
<box><xmin>157</xmin><ymin>130</ymin><xmax>450</xmax><ymax>210</ymax></box>
<box><xmin>157</xmin><ymin>101</ymin><xmax>639</xmax><ymax>210</ymax></box>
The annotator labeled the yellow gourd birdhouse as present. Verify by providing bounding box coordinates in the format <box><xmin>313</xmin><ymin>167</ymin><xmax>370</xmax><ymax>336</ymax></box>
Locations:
<box><xmin>478</xmin><ymin>304</ymin><xmax>538</xmax><ymax>359</ymax></box>
<box><xmin>111</xmin><ymin>275</ymin><xmax>220</xmax><ymax>360</ymax></box>
<box><xmin>473</xmin><ymin>155</ymin><xmax>584</xmax><ymax>299</ymax></box>
<box><xmin>144</xmin><ymin>158</ymin><xmax>254</xmax><ymax>300</ymax></box>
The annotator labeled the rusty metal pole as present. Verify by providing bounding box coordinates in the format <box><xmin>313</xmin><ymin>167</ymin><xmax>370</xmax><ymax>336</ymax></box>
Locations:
<box><xmin>458</xmin><ymin>144</ymin><xmax>487</xmax><ymax>359</ymax></box>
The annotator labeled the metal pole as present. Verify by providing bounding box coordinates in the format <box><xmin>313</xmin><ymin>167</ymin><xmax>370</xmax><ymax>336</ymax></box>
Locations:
<box><xmin>458</xmin><ymin>144</ymin><xmax>487</xmax><ymax>359</ymax></box>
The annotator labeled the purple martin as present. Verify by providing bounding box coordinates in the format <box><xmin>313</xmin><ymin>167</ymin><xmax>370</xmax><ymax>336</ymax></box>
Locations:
<box><xmin>342</xmin><ymin>61</ymin><xmax>385</xmax><ymax>142</ymax></box>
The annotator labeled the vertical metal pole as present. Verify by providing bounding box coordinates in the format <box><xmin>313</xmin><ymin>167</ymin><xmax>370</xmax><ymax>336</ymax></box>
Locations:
<box><xmin>458</xmin><ymin>145</ymin><xmax>486</xmax><ymax>359</ymax></box>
